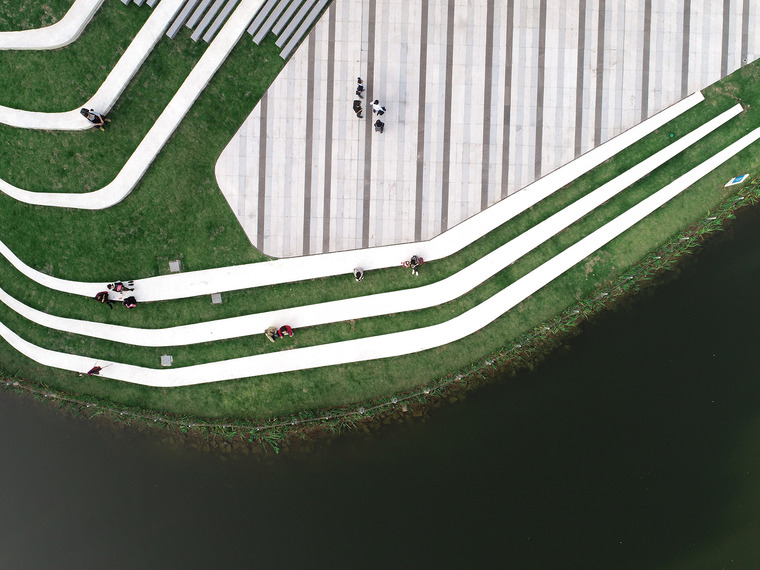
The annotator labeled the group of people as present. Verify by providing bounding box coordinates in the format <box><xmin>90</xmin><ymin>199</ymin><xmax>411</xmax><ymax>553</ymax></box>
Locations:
<box><xmin>264</xmin><ymin>325</ymin><xmax>294</xmax><ymax>342</ymax></box>
<box><xmin>402</xmin><ymin>255</ymin><xmax>423</xmax><ymax>276</ymax></box>
<box><xmin>353</xmin><ymin>77</ymin><xmax>386</xmax><ymax>133</ymax></box>
<box><xmin>94</xmin><ymin>281</ymin><xmax>136</xmax><ymax>309</ymax></box>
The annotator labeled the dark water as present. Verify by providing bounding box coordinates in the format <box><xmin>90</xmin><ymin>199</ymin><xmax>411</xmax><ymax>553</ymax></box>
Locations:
<box><xmin>2</xmin><ymin>208</ymin><xmax>760</xmax><ymax>569</ymax></box>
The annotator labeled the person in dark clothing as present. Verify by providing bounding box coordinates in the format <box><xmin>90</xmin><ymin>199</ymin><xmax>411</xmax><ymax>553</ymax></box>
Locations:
<box><xmin>353</xmin><ymin>99</ymin><xmax>364</xmax><ymax>118</ymax></box>
<box><xmin>86</xmin><ymin>366</ymin><xmax>103</xmax><ymax>376</ymax></box>
<box><xmin>374</xmin><ymin>119</ymin><xmax>384</xmax><ymax>133</ymax></box>
<box><xmin>122</xmin><ymin>296</ymin><xmax>137</xmax><ymax>309</ymax></box>
<box><xmin>410</xmin><ymin>255</ymin><xmax>423</xmax><ymax>276</ymax></box>
<box><xmin>95</xmin><ymin>291</ymin><xmax>113</xmax><ymax>309</ymax></box>
<box><xmin>80</xmin><ymin>108</ymin><xmax>110</xmax><ymax>130</ymax></box>
<box><xmin>356</xmin><ymin>77</ymin><xmax>365</xmax><ymax>98</ymax></box>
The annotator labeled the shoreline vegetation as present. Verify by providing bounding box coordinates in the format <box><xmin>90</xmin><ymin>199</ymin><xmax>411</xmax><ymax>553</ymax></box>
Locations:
<box><xmin>3</xmin><ymin>180</ymin><xmax>758</xmax><ymax>453</ymax></box>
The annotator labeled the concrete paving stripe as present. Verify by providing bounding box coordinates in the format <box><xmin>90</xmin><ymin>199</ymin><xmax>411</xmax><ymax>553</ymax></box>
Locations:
<box><xmin>480</xmin><ymin>0</ymin><xmax>495</xmax><ymax>211</ymax></box>
<box><xmin>414</xmin><ymin>0</ymin><xmax>429</xmax><ymax>241</ymax></box>
<box><xmin>321</xmin><ymin>4</ymin><xmax>336</xmax><ymax>253</ymax></box>
<box><xmin>362</xmin><ymin>0</ymin><xmax>377</xmax><ymax>248</ymax></box>
<box><xmin>681</xmin><ymin>0</ymin><xmax>691</xmax><ymax>98</ymax></box>
<box><xmin>641</xmin><ymin>0</ymin><xmax>651</xmax><ymax>121</ymax></box>
<box><xmin>302</xmin><ymin>33</ymin><xmax>317</xmax><ymax>255</ymax></box>
<box><xmin>500</xmin><ymin>0</ymin><xmax>514</xmax><ymax>199</ymax></box>
<box><xmin>574</xmin><ymin>0</ymin><xmax>586</xmax><ymax>158</ymax></box>
<box><xmin>440</xmin><ymin>0</ymin><xmax>456</xmax><ymax>233</ymax></box>
<box><xmin>593</xmin><ymin>0</ymin><xmax>606</xmax><ymax>147</ymax></box>
<box><xmin>257</xmin><ymin>92</ymin><xmax>268</xmax><ymax>251</ymax></box>
<box><xmin>534</xmin><ymin>0</ymin><xmax>547</xmax><ymax>179</ymax></box>
<box><xmin>722</xmin><ymin>0</ymin><xmax>730</xmax><ymax>77</ymax></box>
<box><xmin>742</xmin><ymin>0</ymin><xmax>750</xmax><ymax>64</ymax></box>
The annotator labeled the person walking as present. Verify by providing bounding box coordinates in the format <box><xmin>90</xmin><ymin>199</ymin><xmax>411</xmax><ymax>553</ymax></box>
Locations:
<box><xmin>374</xmin><ymin>120</ymin><xmax>384</xmax><ymax>133</ymax></box>
<box><xmin>356</xmin><ymin>77</ymin><xmax>365</xmax><ymax>98</ymax></box>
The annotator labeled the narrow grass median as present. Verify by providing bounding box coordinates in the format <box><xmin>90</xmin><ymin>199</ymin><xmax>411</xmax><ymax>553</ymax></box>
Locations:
<box><xmin>0</xmin><ymin>0</ymin><xmax>75</xmax><ymax>31</ymax></box>
<box><xmin>0</xmin><ymin>1</ymin><xmax>150</xmax><ymax>111</ymax></box>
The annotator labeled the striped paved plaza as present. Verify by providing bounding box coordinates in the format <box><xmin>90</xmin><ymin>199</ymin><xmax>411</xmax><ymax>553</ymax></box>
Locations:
<box><xmin>215</xmin><ymin>0</ymin><xmax>760</xmax><ymax>258</ymax></box>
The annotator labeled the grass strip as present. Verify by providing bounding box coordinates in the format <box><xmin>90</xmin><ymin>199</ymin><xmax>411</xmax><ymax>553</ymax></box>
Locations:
<box><xmin>0</xmin><ymin>0</ymin><xmax>75</xmax><ymax>30</ymax></box>
<box><xmin>0</xmin><ymin>1</ymin><xmax>150</xmax><ymax>110</ymax></box>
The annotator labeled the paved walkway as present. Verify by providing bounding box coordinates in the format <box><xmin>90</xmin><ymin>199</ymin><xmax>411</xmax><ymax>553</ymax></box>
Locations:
<box><xmin>215</xmin><ymin>0</ymin><xmax>760</xmax><ymax>258</ymax></box>
<box><xmin>2</xmin><ymin>121</ymin><xmax>759</xmax><ymax>386</ymax></box>
<box><xmin>0</xmin><ymin>0</ymin><xmax>266</xmax><ymax>207</ymax></box>
<box><xmin>0</xmin><ymin>94</ymin><xmax>704</xmax><ymax>300</ymax></box>
<box><xmin>0</xmin><ymin>0</ymin><xmax>103</xmax><ymax>51</ymax></box>
<box><xmin>0</xmin><ymin>0</ymin><xmax>185</xmax><ymax>130</ymax></box>
<box><xmin>0</xmin><ymin>102</ymin><xmax>743</xmax><ymax>347</ymax></box>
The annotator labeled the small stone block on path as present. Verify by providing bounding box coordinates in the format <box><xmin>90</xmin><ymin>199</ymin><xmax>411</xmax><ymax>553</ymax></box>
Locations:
<box><xmin>169</xmin><ymin>259</ymin><xmax>181</xmax><ymax>273</ymax></box>
<box><xmin>211</xmin><ymin>293</ymin><xmax>222</xmax><ymax>304</ymax></box>
<box><xmin>161</xmin><ymin>355</ymin><xmax>173</xmax><ymax>367</ymax></box>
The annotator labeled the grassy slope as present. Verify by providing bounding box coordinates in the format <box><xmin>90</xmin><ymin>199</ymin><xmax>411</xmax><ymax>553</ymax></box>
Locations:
<box><xmin>0</xmin><ymin>0</ymin><xmax>74</xmax><ymax>30</ymax></box>
<box><xmin>0</xmin><ymin>3</ymin><xmax>759</xmax><ymax>419</ymax></box>
<box><xmin>0</xmin><ymin>1</ymin><xmax>150</xmax><ymax>111</ymax></box>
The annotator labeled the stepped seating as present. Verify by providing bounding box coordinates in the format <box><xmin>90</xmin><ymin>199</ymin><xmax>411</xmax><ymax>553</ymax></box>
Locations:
<box><xmin>247</xmin><ymin>0</ymin><xmax>333</xmax><ymax>60</ymax></box>
<box><xmin>159</xmin><ymin>0</ymin><xmax>331</xmax><ymax>54</ymax></box>
<box><xmin>278</xmin><ymin>0</ymin><xmax>329</xmax><ymax>59</ymax></box>
<box><xmin>121</xmin><ymin>0</ymin><xmax>161</xmax><ymax>7</ymax></box>
<box><xmin>164</xmin><ymin>0</ymin><xmax>245</xmax><ymax>43</ymax></box>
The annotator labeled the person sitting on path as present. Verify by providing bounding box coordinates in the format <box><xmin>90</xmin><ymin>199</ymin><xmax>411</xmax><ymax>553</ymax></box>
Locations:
<box><xmin>354</xmin><ymin>268</ymin><xmax>364</xmax><ymax>282</ymax></box>
<box><xmin>107</xmin><ymin>281</ymin><xmax>134</xmax><ymax>293</ymax></box>
<box><xmin>374</xmin><ymin>119</ymin><xmax>384</xmax><ymax>133</ymax></box>
<box><xmin>95</xmin><ymin>291</ymin><xmax>113</xmax><ymax>309</ymax></box>
<box><xmin>279</xmin><ymin>325</ymin><xmax>294</xmax><ymax>338</ymax></box>
<box><xmin>356</xmin><ymin>77</ymin><xmax>365</xmax><ymax>98</ymax></box>
<box><xmin>371</xmin><ymin>100</ymin><xmax>386</xmax><ymax>115</ymax></box>
<box><xmin>264</xmin><ymin>326</ymin><xmax>278</xmax><ymax>342</ymax></box>
<box><xmin>80</xmin><ymin>108</ymin><xmax>110</xmax><ymax>131</ymax></box>
<box><xmin>122</xmin><ymin>296</ymin><xmax>137</xmax><ymax>309</ymax></box>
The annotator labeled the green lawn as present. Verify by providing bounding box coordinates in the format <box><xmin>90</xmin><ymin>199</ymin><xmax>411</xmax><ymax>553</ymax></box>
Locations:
<box><xmin>1</xmin><ymin>2</ymin><xmax>759</xmax><ymax>421</ymax></box>
<box><xmin>0</xmin><ymin>1</ymin><xmax>151</xmax><ymax>111</ymax></box>
<box><xmin>0</xmin><ymin>0</ymin><xmax>75</xmax><ymax>30</ymax></box>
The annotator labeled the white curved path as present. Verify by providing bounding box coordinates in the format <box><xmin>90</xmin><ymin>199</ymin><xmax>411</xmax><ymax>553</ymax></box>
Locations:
<box><xmin>0</xmin><ymin>93</ymin><xmax>705</xmax><ymax>297</ymax></box>
<box><xmin>2</xmin><ymin>125</ymin><xmax>759</xmax><ymax>386</ymax></box>
<box><xmin>0</xmin><ymin>103</ymin><xmax>742</xmax><ymax>346</ymax></box>
<box><xmin>0</xmin><ymin>0</ymin><xmax>103</xmax><ymax>51</ymax></box>
<box><xmin>0</xmin><ymin>0</ymin><xmax>266</xmax><ymax>207</ymax></box>
<box><xmin>0</xmin><ymin>0</ymin><xmax>186</xmax><ymax>130</ymax></box>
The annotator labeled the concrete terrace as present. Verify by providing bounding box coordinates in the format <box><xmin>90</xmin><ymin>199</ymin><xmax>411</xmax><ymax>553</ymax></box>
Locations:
<box><xmin>215</xmin><ymin>0</ymin><xmax>760</xmax><ymax>258</ymax></box>
<box><xmin>1</xmin><ymin>1</ymin><xmax>760</xmax><ymax>388</ymax></box>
